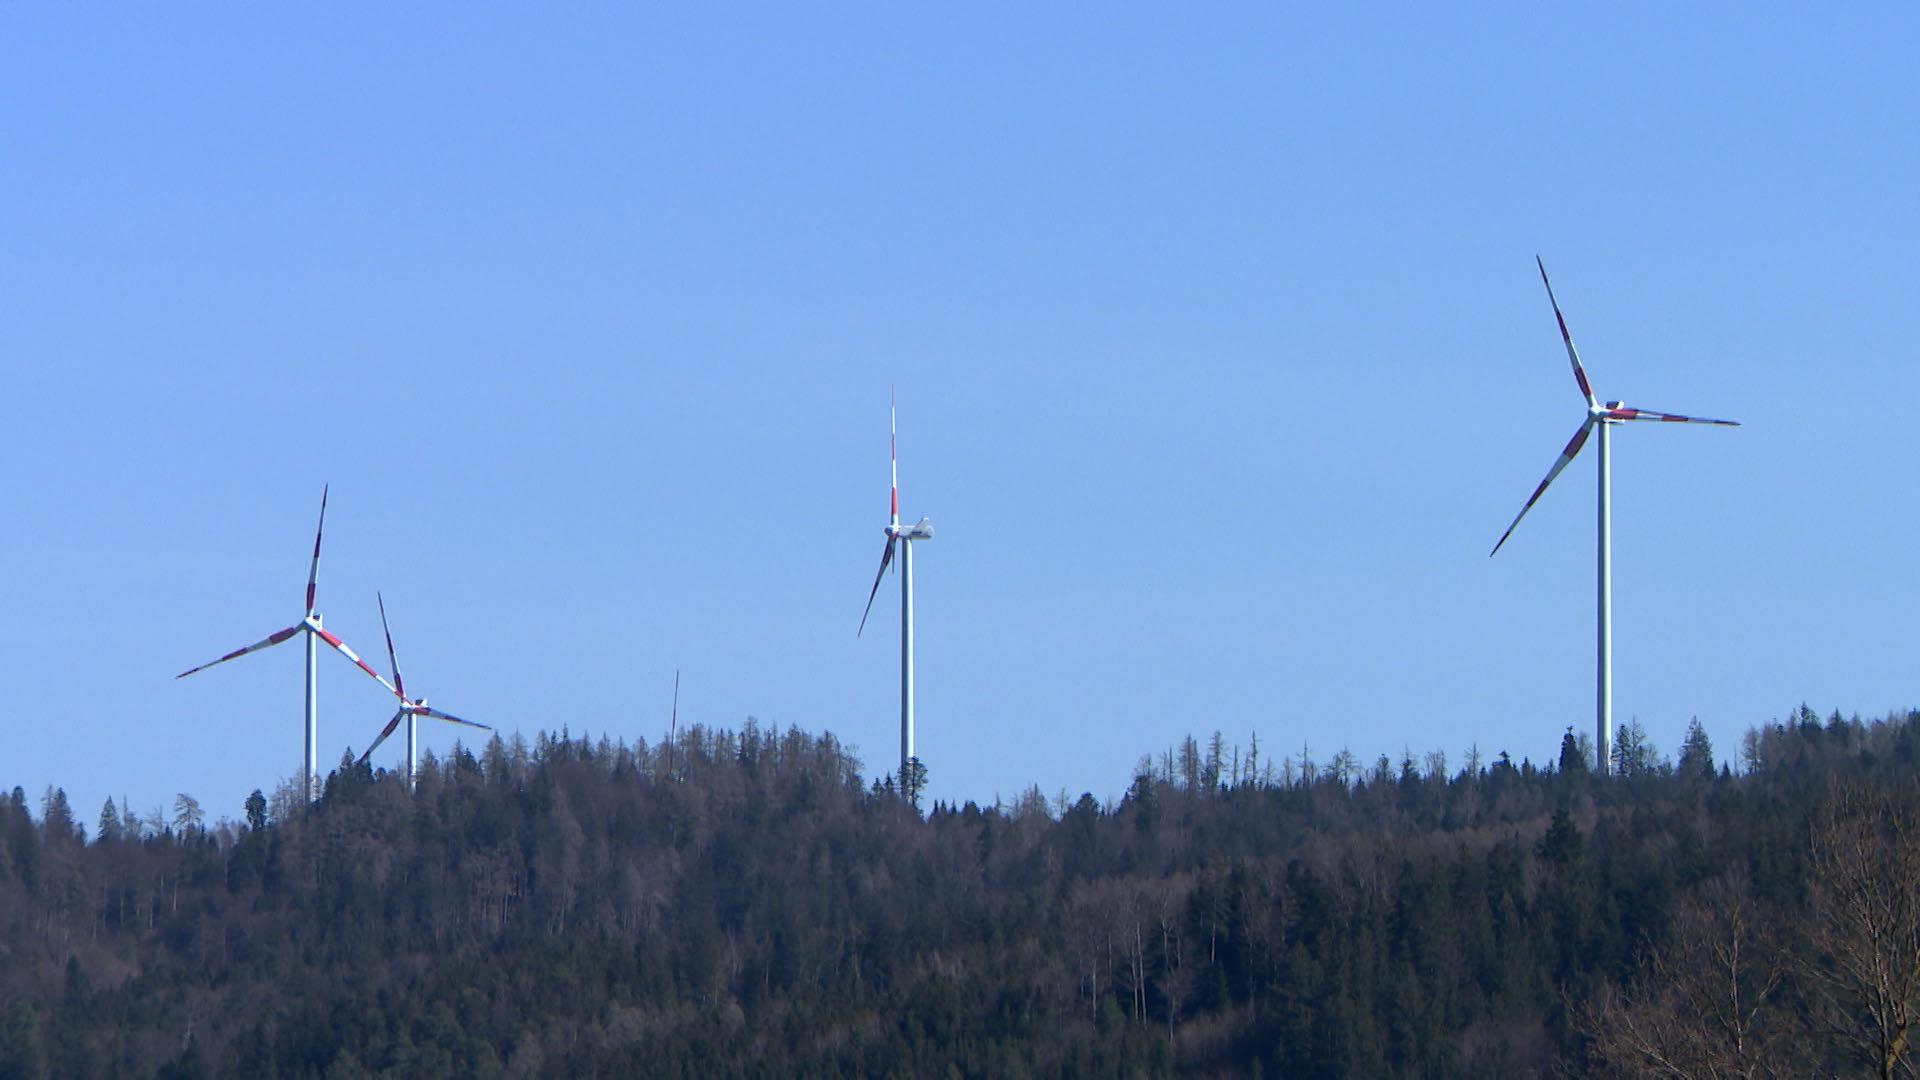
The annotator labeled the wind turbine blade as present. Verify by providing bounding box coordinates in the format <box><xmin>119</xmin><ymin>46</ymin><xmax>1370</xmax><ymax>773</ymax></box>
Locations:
<box><xmin>306</xmin><ymin>484</ymin><xmax>328</xmax><ymax>616</ymax></box>
<box><xmin>175</xmin><ymin>624</ymin><xmax>305</xmax><ymax>678</ymax></box>
<box><xmin>889</xmin><ymin>387</ymin><xmax>900</xmax><ymax>531</ymax></box>
<box><xmin>360</xmin><ymin>708</ymin><xmax>408</xmax><ymax>763</ymax></box>
<box><xmin>313</xmin><ymin>625</ymin><xmax>399</xmax><ymax>694</ymax></box>
<box><xmin>1490</xmin><ymin>418</ymin><xmax>1595</xmax><ymax>557</ymax></box>
<box><xmin>1603</xmin><ymin>406</ymin><xmax>1740</xmax><ymax>426</ymax></box>
<box><xmin>857</xmin><ymin>537</ymin><xmax>897</xmax><ymax>636</ymax></box>
<box><xmin>419</xmin><ymin>706</ymin><xmax>490</xmax><ymax>731</ymax></box>
<box><xmin>1537</xmin><ymin>257</ymin><xmax>1598</xmax><ymax>408</ymax></box>
<box><xmin>667</xmin><ymin>668</ymin><xmax>680</xmax><ymax>777</ymax></box>
<box><xmin>376</xmin><ymin>591</ymin><xmax>405</xmax><ymax>701</ymax></box>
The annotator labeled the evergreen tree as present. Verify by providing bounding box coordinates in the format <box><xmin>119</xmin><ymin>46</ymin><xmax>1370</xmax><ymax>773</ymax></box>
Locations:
<box><xmin>1678</xmin><ymin>717</ymin><xmax>1716</xmax><ymax>779</ymax></box>
<box><xmin>1558</xmin><ymin>727</ymin><xmax>1588</xmax><ymax>775</ymax></box>
<box><xmin>1203</xmin><ymin>731</ymin><xmax>1225</xmax><ymax>791</ymax></box>
<box><xmin>901</xmin><ymin>757</ymin><xmax>928</xmax><ymax>809</ymax></box>
<box><xmin>40</xmin><ymin>786</ymin><xmax>78</xmax><ymax>841</ymax></box>
<box><xmin>1178</xmin><ymin>736</ymin><xmax>1201</xmax><ymax>789</ymax></box>
<box><xmin>244</xmin><ymin>789</ymin><xmax>268</xmax><ymax>832</ymax></box>
<box><xmin>1611</xmin><ymin>719</ymin><xmax>1658</xmax><ymax>777</ymax></box>
<box><xmin>95</xmin><ymin>798</ymin><xmax>121</xmax><ymax>843</ymax></box>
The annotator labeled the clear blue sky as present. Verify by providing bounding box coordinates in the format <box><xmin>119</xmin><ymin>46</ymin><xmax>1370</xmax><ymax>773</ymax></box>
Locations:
<box><xmin>3</xmin><ymin>5</ymin><xmax>1914</xmax><ymax>827</ymax></box>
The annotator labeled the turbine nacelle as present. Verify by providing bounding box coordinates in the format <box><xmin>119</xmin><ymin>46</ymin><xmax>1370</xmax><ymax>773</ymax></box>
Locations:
<box><xmin>881</xmin><ymin>519</ymin><xmax>934</xmax><ymax>543</ymax></box>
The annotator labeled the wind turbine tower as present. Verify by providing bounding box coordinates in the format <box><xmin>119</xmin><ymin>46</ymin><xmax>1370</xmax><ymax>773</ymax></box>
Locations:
<box><xmin>859</xmin><ymin>391</ymin><xmax>934</xmax><ymax>800</ymax></box>
<box><xmin>1491</xmin><ymin>259</ymin><xmax>1739</xmax><ymax>774</ymax></box>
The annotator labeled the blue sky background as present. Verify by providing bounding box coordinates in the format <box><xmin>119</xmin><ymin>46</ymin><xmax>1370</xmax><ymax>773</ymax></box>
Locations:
<box><xmin>3</xmin><ymin>4</ymin><xmax>1914</xmax><ymax>827</ymax></box>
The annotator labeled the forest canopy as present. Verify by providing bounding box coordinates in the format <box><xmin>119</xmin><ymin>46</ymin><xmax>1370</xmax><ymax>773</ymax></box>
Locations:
<box><xmin>3</xmin><ymin>706</ymin><xmax>1917</xmax><ymax>1077</ymax></box>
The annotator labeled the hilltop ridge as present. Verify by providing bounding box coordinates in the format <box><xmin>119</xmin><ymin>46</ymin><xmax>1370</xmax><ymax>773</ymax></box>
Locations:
<box><xmin>3</xmin><ymin>709</ymin><xmax>1917</xmax><ymax>1076</ymax></box>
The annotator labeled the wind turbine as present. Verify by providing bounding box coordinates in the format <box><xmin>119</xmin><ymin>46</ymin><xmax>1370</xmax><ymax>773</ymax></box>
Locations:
<box><xmin>177</xmin><ymin>486</ymin><xmax>395</xmax><ymax>802</ymax></box>
<box><xmin>358</xmin><ymin>592</ymin><xmax>490</xmax><ymax>788</ymax></box>
<box><xmin>1490</xmin><ymin>258</ymin><xmax>1738</xmax><ymax>775</ymax></box>
<box><xmin>858</xmin><ymin>391</ymin><xmax>934</xmax><ymax>801</ymax></box>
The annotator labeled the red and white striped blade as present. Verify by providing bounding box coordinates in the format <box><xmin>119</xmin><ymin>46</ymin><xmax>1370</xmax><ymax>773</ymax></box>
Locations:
<box><xmin>1491</xmin><ymin>417</ymin><xmax>1595</xmax><ymax>557</ymax></box>
<box><xmin>376</xmin><ymin>592</ymin><xmax>405</xmax><ymax>701</ymax></box>
<box><xmin>314</xmin><ymin>625</ymin><xmax>399</xmax><ymax>695</ymax></box>
<box><xmin>1604</xmin><ymin>405</ymin><xmax>1740</xmax><ymax>426</ymax></box>
<box><xmin>176</xmin><ymin>624</ymin><xmax>304</xmax><ymax>679</ymax></box>
<box><xmin>306</xmin><ymin>485</ymin><xmax>328</xmax><ymax>616</ymax></box>
<box><xmin>419</xmin><ymin>705</ymin><xmax>490</xmax><ymax>731</ymax></box>
<box><xmin>360</xmin><ymin>707</ymin><xmax>408</xmax><ymax>763</ymax></box>
<box><xmin>857</xmin><ymin>536</ymin><xmax>897</xmax><ymax>636</ymax></box>
<box><xmin>1537</xmin><ymin>257</ymin><xmax>1598</xmax><ymax>408</ymax></box>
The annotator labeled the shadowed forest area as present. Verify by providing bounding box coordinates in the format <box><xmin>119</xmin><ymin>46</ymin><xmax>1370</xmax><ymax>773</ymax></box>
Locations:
<box><xmin>5</xmin><ymin>708</ymin><xmax>1920</xmax><ymax>1077</ymax></box>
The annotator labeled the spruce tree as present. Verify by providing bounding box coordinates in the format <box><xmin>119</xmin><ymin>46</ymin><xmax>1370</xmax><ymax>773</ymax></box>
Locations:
<box><xmin>95</xmin><ymin>798</ymin><xmax>121</xmax><ymax>843</ymax></box>
<box><xmin>1678</xmin><ymin>717</ymin><xmax>1716</xmax><ymax>779</ymax></box>
<box><xmin>1558</xmin><ymin>728</ymin><xmax>1588</xmax><ymax>775</ymax></box>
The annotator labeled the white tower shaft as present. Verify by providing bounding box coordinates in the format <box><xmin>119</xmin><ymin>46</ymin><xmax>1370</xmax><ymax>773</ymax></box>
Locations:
<box><xmin>900</xmin><ymin>537</ymin><xmax>915</xmax><ymax>782</ymax></box>
<box><xmin>407</xmin><ymin>713</ymin><xmax>418</xmax><ymax>789</ymax></box>
<box><xmin>1596</xmin><ymin>418</ymin><xmax>1613</xmax><ymax>776</ymax></box>
<box><xmin>305</xmin><ymin>620</ymin><xmax>319</xmax><ymax>802</ymax></box>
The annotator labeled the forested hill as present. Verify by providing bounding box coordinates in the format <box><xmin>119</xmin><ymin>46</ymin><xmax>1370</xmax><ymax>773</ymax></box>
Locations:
<box><xmin>5</xmin><ymin>710</ymin><xmax>1920</xmax><ymax>1078</ymax></box>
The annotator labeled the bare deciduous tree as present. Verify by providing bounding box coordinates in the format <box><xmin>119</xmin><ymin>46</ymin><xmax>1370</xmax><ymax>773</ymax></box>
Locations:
<box><xmin>1798</xmin><ymin>781</ymin><xmax>1920</xmax><ymax>1080</ymax></box>
<box><xmin>1576</xmin><ymin>872</ymin><xmax>1793</xmax><ymax>1079</ymax></box>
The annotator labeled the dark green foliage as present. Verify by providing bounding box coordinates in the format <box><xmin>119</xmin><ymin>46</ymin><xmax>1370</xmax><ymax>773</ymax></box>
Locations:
<box><xmin>1679</xmin><ymin>717</ymin><xmax>1716</xmax><ymax>780</ymax></box>
<box><xmin>1610</xmin><ymin>718</ymin><xmax>1659</xmax><ymax>777</ymax></box>
<box><xmin>901</xmin><ymin>755</ymin><xmax>928</xmax><ymax>809</ymax></box>
<box><xmin>1558</xmin><ymin>727</ymin><xmax>1587</xmax><ymax>776</ymax></box>
<box><xmin>4</xmin><ymin>712</ymin><xmax>1920</xmax><ymax>1075</ymax></box>
<box><xmin>95</xmin><ymin>797</ymin><xmax>121</xmax><ymax>844</ymax></box>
